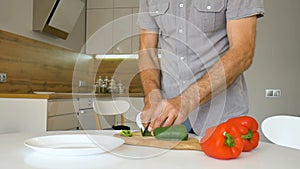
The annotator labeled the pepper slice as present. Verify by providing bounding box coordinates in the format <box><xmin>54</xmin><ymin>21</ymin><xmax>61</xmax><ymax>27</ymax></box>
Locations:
<box><xmin>227</xmin><ymin>116</ymin><xmax>260</xmax><ymax>152</ymax></box>
<box><xmin>120</xmin><ymin>130</ymin><xmax>133</xmax><ymax>137</ymax></box>
<box><xmin>200</xmin><ymin>122</ymin><xmax>244</xmax><ymax>160</ymax></box>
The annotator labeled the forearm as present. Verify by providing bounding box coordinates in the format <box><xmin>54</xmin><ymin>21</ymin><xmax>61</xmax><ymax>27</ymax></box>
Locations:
<box><xmin>138</xmin><ymin>29</ymin><xmax>161</xmax><ymax>104</ymax></box>
<box><xmin>184</xmin><ymin>47</ymin><xmax>254</xmax><ymax>108</ymax></box>
<box><xmin>139</xmin><ymin>48</ymin><xmax>161</xmax><ymax>103</ymax></box>
<box><xmin>181</xmin><ymin>16</ymin><xmax>257</xmax><ymax>111</ymax></box>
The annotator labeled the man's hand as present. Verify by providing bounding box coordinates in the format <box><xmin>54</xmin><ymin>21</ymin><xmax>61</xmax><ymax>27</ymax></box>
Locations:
<box><xmin>141</xmin><ymin>95</ymin><xmax>190</xmax><ymax>133</ymax></box>
<box><xmin>140</xmin><ymin>89</ymin><xmax>162</xmax><ymax>128</ymax></box>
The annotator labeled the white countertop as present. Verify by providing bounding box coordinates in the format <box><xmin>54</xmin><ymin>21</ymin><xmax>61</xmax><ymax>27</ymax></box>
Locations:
<box><xmin>1</xmin><ymin>130</ymin><xmax>300</xmax><ymax>169</ymax></box>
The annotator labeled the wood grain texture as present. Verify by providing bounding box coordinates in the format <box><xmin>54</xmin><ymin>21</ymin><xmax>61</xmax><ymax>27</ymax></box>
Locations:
<box><xmin>114</xmin><ymin>132</ymin><xmax>202</xmax><ymax>151</ymax></box>
<box><xmin>95</xmin><ymin>58</ymin><xmax>143</xmax><ymax>93</ymax></box>
<box><xmin>0</xmin><ymin>30</ymin><xmax>143</xmax><ymax>94</ymax></box>
<box><xmin>0</xmin><ymin>30</ymin><xmax>93</xmax><ymax>93</ymax></box>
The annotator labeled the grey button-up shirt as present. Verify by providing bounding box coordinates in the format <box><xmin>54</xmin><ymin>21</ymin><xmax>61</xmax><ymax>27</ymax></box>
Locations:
<box><xmin>137</xmin><ymin>0</ymin><xmax>264</xmax><ymax>136</ymax></box>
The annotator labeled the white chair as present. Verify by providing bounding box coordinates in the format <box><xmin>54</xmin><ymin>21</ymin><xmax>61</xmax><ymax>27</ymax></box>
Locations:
<box><xmin>261</xmin><ymin>115</ymin><xmax>300</xmax><ymax>150</ymax></box>
<box><xmin>93</xmin><ymin>100</ymin><xmax>130</xmax><ymax>130</ymax></box>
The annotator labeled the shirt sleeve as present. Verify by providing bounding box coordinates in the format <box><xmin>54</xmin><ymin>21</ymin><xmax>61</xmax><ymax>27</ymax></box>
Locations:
<box><xmin>136</xmin><ymin>0</ymin><xmax>159</xmax><ymax>32</ymax></box>
<box><xmin>226</xmin><ymin>0</ymin><xmax>265</xmax><ymax>20</ymax></box>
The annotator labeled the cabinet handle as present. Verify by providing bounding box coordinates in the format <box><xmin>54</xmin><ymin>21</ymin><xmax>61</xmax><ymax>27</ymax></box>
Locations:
<box><xmin>79</xmin><ymin>110</ymin><xmax>86</xmax><ymax>114</ymax></box>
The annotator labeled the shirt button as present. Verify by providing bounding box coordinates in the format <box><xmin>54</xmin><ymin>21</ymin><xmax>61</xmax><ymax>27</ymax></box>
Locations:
<box><xmin>179</xmin><ymin>3</ymin><xmax>184</xmax><ymax>8</ymax></box>
<box><xmin>155</xmin><ymin>10</ymin><xmax>159</xmax><ymax>14</ymax></box>
<box><xmin>182</xmin><ymin>81</ymin><xmax>186</xmax><ymax>84</ymax></box>
<box><xmin>207</xmin><ymin>5</ymin><xmax>211</xmax><ymax>10</ymax></box>
<box><xmin>178</xmin><ymin>29</ymin><xmax>183</xmax><ymax>33</ymax></box>
<box><xmin>180</xmin><ymin>56</ymin><xmax>185</xmax><ymax>60</ymax></box>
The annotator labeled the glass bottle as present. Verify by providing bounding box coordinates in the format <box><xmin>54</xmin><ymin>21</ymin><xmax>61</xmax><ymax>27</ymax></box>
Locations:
<box><xmin>97</xmin><ymin>76</ymin><xmax>103</xmax><ymax>93</ymax></box>
<box><xmin>107</xmin><ymin>76</ymin><xmax>114</xmax><ymax>94</ymax></box>
<box><xmin>103</xmin><ymin>76</ymin><xmax>109</xmax><ymax>88</ymax></box>
<box><xmin>100</xmin><ymin>82</ymin><xmax>107</xmax><ymax>93</ymax></box>
<box><xmin>117</xmin><ymin>80</ymin><xmax>125</xmax><ymax>94</ymax></box>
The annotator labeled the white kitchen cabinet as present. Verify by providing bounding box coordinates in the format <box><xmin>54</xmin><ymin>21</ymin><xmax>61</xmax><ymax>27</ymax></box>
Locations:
<box><xmin>33</xmin><ymin>0</ymin><xmax>85</xmax><ymax>39</ymax></box>
<box><xmin>86</xmin><ymin>8</ymin><xmax>114</xmax><ymax>54</ymax></box>
<box><xmin>0</xmin><ymin>95</ymin><xmax>143</xmax><ymax>133</ymax></box>
<box><xmin>48</xmin><ymin>97</ymin><xmax>104</xmax><ymax>131</ymax></box>
<box><xmin>47</xmin><ymin>114</ymin><xmax>78</xmax><ymax>130</ymax></box>
<box><xmin>114</xmin><ymin>0</ymin><xmax>139</xmax><ymax>8</ymax></box>
<box><xmin>0</xmin><ymin>98</ymin><xmax>80</xmax><ymax>133</ymax></box>
<box><xmin>131</xmin><ymin>7</ymin><xmax>140</xmax><ymax>53</ymax></box>
<box><xmin>112</xmin><ymin>8</ymin><xmax>133</xmax><ymax>54</ymax></box>
<box><xmin>86</xmin><ymin>0</ymin><xmax>139</xmax><ymax>54</ymax></box>
<box><xmin>48</xmin><ymin>97</ymin><xmax>98</xmax><ymax>131</ymax></box>
<box><xmin>47</xmin><ymin>99</ymin><xmax>79</xmax><ymax>131</ymax></box>
<box><xmin>87</xmin><ymin>0</ymin><xmax>138</xmax><ymax>9</ymax></box>
<box><xmin>87</xmin><ymin>0</ymin><xmax>113</xmax><ymax>9</ymax></box>
<box><xmin>0</xmin><ymin>98</ymin><xmax>48</xmax><ymax>133</ymax></box>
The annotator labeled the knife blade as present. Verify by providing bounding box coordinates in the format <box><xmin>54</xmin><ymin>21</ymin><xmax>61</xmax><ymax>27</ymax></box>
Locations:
<box><xmin>142</xmin><ymin>123</ymin><xmax>152</xmax><ymax>136</ymax></box>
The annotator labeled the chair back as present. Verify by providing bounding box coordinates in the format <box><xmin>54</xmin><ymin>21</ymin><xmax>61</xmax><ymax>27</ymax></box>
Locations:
<box><xmin>93</xmin><ymin>100</ymin><xmax>130</xmax><ymax>115</ymax></box>
<box><xmin>262</xmin><ymin>115</ymin><xmax>300</xmax><ymax>150</ymax></box>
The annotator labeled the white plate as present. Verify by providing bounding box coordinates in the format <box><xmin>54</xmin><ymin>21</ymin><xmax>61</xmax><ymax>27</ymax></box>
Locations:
<box><xmin>33</xmin><ymin>91</ymin><xmax>55</xmax><ymax>94</ymax></box>
<box><xmin>24</xmin><ymin>134</ymin><xmax>124</xmax><ymax>156</ymax></box>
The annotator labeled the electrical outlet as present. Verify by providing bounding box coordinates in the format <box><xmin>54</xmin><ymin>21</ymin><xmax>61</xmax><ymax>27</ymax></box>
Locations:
<box><xmin>79</xmin><ymin>80</ymin><xmax>86</xmax><ymax>87</ymax></box>
<box><xmin>0</xmin><ymin>73</ymin><xmax>7</xmax><ymax>83</ymax></box>
<box><xmin>265</xmin><ymin>89</ymin><xmax>281</xmax><ymax>98</ymax></box>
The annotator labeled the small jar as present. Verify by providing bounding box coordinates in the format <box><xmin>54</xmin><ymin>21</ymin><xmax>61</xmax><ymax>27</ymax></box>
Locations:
<box><xmin>117</xmin><ymin>82</ymin><xmax>125</xmax><ymax>94</ymax></box>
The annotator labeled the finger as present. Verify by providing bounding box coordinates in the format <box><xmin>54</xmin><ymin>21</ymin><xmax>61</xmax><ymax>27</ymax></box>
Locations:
<box><xmin>148</xmin><ymin>101</ymin><xmax>167</xmax><ymax>131</ymax></box>
<box><xmin>173</xmin><ymin>112</ymin><xmax>186</xmax><ymax>125</ymax></box>
<box><xmin>140</xmin><ymin>111</ymin><xmax>152</xmax><ymax>128</ymax></box>
<box><xmin>147</xmin><ymin>114</ymin><xmax>165</xmax><ymax>132</ymax></box>
<box><xmin>152</xmin><ymin>113</ymin><xmax>168</xmax><ymax>130</ymax></box>
<box><xmin>151</xmin><ymin>101</ymin><xmax>165</xmax><ymax>120</ymax></box>
<box><xmin>162</xmin><ymin>112</ymin><xmax>177</xmax><ymax>127</ymax></box>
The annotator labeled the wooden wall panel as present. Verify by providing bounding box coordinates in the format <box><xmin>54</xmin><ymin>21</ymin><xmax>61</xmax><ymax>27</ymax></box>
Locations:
<box><xmin>95</xmin><ymin>58</ymin><xmax>143</xmax><ymax>93</ymax></box>
<box><xmin>0</xmin><ymin>30</ymin><xmax>143</xmax><ymax>94</ymax></box>
<box><xmin>0</xmin><ymin>30</ymin><xmax>93</xmax><ymax>93</ymax></box>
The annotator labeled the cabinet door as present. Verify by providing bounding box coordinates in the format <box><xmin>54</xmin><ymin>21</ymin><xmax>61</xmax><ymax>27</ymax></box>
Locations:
<box><xmin>48</xmin><ymin>100</ymin><xmax>79</xmax><ymax>131</ymax></box>
<box><xmin>87</xmin><ymin>0</ymin><xmax>113</xmax><ymax>9</ymax></box>
<box><xmin>48</xmin><ymin>0</ymin><xmax>85</xmax><ymax>33</ymax></box>
<box><xmin>86</xmin><ymin>0</ymin><xmax>139</xmax><ymax>54</ymax></box>
<box><xmin>77</xmin><ymin>98</ymin><xmax>99</xmax><ymax>130</ymax></box>
<box><xmin>86</xmin><ymin>9</ymin><xmax>113</xmax><ymax>54</ymax></box>
<box><xmin>0</xmin><ymin>98</ymin><xmax>47</xmax><ymax>133</ymax></box>
<box><xmin>114</xmin><ymin>0</ymin><xmax>139</xmax><ymax>8</ymax></box>
<box><xmin>48</xmin><ymin>114</ymin><xmax>78</xmax><ymax>131</ymax></box>
<box><xmin>48</xmin><ymin>100</ymin><xmax>76</xmax><ymax>116</ymax></box>
<box><xmin>132</xmin><ymin>7</ymin><xmax>140</xmax><ymax>54</ymax></box>
<box><xmin>112</xmin><ymin>8</ymin><xmax>133</xmax><ymax>54</ymax></box>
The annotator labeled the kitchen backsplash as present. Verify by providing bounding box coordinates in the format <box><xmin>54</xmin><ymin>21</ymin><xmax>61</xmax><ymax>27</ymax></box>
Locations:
<box><xmin>0</xmin><ymin>30</ymin><xmax>143</xmax><ymax>94</ymax></box>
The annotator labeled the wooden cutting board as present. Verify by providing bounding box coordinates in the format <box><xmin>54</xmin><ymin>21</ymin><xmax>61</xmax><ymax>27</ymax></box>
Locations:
<box><xmin>114</xmin><ymin>132</ymin><xmax>202</xmax><ymax>151</ymax></box>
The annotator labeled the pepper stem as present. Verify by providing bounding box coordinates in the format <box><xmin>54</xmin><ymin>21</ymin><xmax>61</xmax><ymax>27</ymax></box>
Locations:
<box><xmin>241</xmin><ymin>129</ymin><xmax>253</xmax><ymax>140</ymax></box>
<box><xmin>223</xmin><ymin>132</ymin><xmax>235</xmax><ymax>148</ymax></box>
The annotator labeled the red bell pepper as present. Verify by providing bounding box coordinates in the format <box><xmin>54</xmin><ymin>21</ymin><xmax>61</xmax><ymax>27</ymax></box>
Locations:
<box><xmin>227</xmin><ymin>116</ymin><xmax>260</xmax><ymax>152</ymax></box>
<box><xmin>200</xmin><ymin>122</ymin><xmax>244</xmax><ymax>160</ymax></box>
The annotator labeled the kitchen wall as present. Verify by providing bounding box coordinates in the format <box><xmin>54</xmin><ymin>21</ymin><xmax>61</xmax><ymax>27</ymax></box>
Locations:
<box><xmin>0</xmin><ymin>0</ymin><xmax>86</xmax><ymax>52</ymax></box>
<box><xmin>246</xmin><ymin>0</ymin><xmax>300</xmax><ymax>141</ymax></box>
